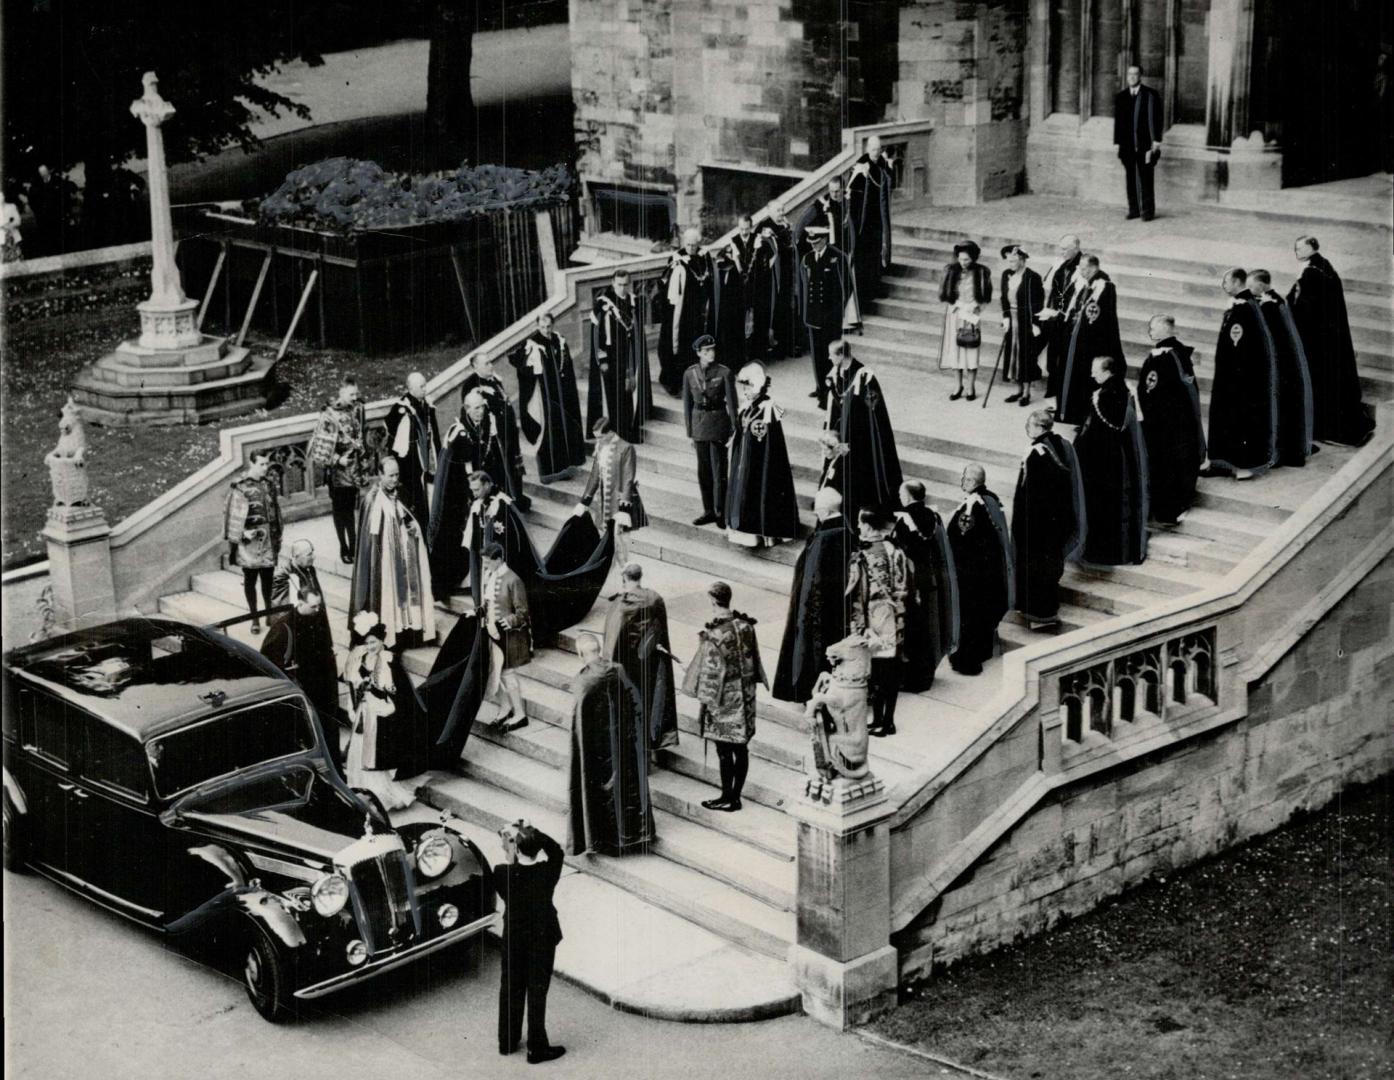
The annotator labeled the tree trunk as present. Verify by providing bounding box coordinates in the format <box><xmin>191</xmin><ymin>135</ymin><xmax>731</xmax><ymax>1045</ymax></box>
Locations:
<box><xmin>426</xmin><ymin>0</ymin><xmax>477</xmax><ymax>169</ymax></box>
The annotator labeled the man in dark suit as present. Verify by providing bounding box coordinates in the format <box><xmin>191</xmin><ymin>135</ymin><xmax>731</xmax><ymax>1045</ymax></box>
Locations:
<box><xmin>682</xmin><ymin>334</ymin><xmax>738</xmax><ymax>528</ymax></box>
<box><xmin>1113</xmin><ymin>65</ymin><xmax>1163</xmax><ymax>221</ymax></box>
<box><xmin>496</xmin><ymin>821</ymin><xmax>566</xmax><ymax>1064</ymax></box>
<box><xmin>799</xmin><ymin>223</ymin><xmax>851</xmax><ymax>408</ymax></box>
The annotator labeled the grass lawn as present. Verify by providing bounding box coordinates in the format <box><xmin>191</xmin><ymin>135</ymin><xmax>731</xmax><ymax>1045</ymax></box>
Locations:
<box><xmin>2</xmin><ymin>267</ymin><xmax>470</xmax><ymax>569</ymax></box>
<box><xmin>869</xmin><ymin>779</ymin><xmax>1393</xmax><ymax>1080</ymax></box>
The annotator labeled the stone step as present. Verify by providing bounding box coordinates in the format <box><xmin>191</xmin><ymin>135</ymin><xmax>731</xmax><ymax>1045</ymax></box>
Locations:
<box><xmin>853</xmin><ymin>312</ymin><xmax>1394</xmax><ymax>401</ymax></box>
<box><xmin>889</xmin><ymin>223</ymin><xmax>1394</xmax><ymax>299</ymax></box>
<box><xmin>72</xmin><ymin>352</ymin><xmax>276</xmax><ymax>426</ymax></box>
<box><xmin>91</xmin><ymin>351</ymin><xmax>255</xmax><ymax>388</ymax></box>
<box><xmin>419</xmin><ymin>773</ymin><xmax>798</xmax><ymax>960</ymax></box>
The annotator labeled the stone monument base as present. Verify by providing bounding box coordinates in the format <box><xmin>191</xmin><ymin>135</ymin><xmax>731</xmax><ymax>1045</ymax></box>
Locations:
<box><xmin>805</xmin><ymin>773</ymin><xmax>886</xmax><ymax>807</ymax></box>
<box><xmin>72</xmin><ymin>331</ymin><xmax>274</xmax><ymax>427</ymax></box>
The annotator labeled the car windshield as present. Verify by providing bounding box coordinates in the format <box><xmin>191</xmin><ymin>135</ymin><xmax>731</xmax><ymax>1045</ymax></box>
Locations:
<box><xmin>148</xmin><ymin>697</ymin><xmax>318</xmax><ymax>799</ymax></box>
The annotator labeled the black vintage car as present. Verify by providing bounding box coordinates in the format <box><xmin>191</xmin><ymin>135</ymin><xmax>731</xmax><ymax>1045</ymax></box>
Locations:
<box><xmin>1</xmin><ymin>617</ymin><xmax>496</xmax><ymax>1021</ymax></box>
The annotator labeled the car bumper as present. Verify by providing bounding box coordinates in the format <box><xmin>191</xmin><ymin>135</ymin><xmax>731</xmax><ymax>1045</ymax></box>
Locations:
<box><xmin>293</xmin><ymin>910</ymin><xmax>498</xmax><ymax>1000</ymax></box>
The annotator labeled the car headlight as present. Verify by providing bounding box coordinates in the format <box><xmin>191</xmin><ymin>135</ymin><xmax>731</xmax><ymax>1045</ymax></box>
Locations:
<box><xmin>415</xmin><ymin>833</ymin><xmax>453</xmax><ymax>879</ymax></box>
<box><xmin>311</xmin><ymin>872</ymin><xmax>350</xmax><ymax>917</ymax></box>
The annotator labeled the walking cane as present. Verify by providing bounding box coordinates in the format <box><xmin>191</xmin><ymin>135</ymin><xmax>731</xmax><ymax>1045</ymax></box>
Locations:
<box><xmin>982</xmin><ymin>336</ymin><xmax>1007</xmax><ymax>408</ymax></box>
<box><xmin>936</xmin><ymin>308</ymin><xmax>948</xmax><ymax>371</ymax></box>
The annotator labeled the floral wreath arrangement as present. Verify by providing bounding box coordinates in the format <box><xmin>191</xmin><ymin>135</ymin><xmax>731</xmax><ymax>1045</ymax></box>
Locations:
<box><xmin>256</xmin><ymin>158</ymin><xmax>574</xmax><ymax>233</ymax></box>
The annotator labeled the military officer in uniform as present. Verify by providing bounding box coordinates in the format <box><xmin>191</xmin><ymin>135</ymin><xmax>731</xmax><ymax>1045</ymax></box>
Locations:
<box><xmin>799</xmin><ymin>222</ymin><xmax>852</xmax><ymax>409</ymax></box>
<box><xmin>682</xmin><ymin>335</ymin><xmax>739</xmax><ymax>528</ymax></box>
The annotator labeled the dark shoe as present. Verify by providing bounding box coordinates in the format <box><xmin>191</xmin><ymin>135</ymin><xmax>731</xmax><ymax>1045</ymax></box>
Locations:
<box><xmin>715</xmin><ymin>517</ymin><xmax>726</xmax><ymax>530</ymax></box>
<box><xmin>1141</xmin><ymin>213</ymin><xmax>1155</xmax><ymax>222</ymax></box>
<box><xmin>1019</xmin><ymin>394</ymin><xmax>1032</xmax><ymax>406</ymax></box>
<box><xmin>1004</xmin><ymin>391</ymin><xmax>1022</xmax><ymax>403</ymax></box>
<box><xmin>966</xmin><ymin>391</ymin><xmax>977</xmax><ymax>402</ymax></box>
<box><xmin>949</xmin><ymin>389</ymin><xmax>964</xmax><ymax>401</ymax></box>
<box><xmin>701</xmin><ymin>797</ymin><xmax>731</xmax><ymax>811</ymax></box>
<box><xmin>250</xmin><ymin>621</ymin><xmax>262</xmax><ymax>636</ymax></box>
<box><xmin>339</xmin><ymin>548</ymin><xmax>351</xmax><ymax>564</ymax></box>
<box><xmin>869</xmin><ymin>724</ymin><xmax>896</xmax><ymax>737</ymax></box>
<box><xmin>1126</xmin><ymin>212</ymin><xmax>1140</xmax><ymax>220</ymax></box>
<box><xmin>711</xmin><ymin>799</ymin><xmax>741</xmax><ymax>812</ymax></box>
<box><xmin>502</xmin><ymin>716</ymin><xmax>529</xmax><ymax>733</ymax></box>
<box><xmin>500</xmin><ymin>1046</ymin><xmax>519</xmax><ymax>1057</ymax></box>
<box><xmin>692</xmin><ymin>513</ymin><xmax>718</xmax><ymax>526</ymax></box>
<box><xmin>527</xmin><ymin>1047</ymin><xmax>566</xmax><ymax>1065</ymax></box>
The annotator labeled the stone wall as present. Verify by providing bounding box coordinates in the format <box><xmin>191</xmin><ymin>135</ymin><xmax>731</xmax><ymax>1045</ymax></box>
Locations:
<box><xmin>899</xmin><ymin>553</ymin><xmax>1394</xmax><ymax>976</ymax></box>
<box><xmin>571</xmin><ymin>0</ymin><xmax>894</xmax><ymax>234</ymax></box>
<box><xmin>895</xmin><ymin>0</ymin><xmax>1029</xmax><ymax>203</ymax></box>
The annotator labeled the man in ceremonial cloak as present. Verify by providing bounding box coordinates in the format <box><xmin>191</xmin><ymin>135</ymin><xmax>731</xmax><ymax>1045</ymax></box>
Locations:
<box><xmin>512</xmin><ymin>312</ymin><xmax>587</xmax><ymax>483</ymax></box>
<box><xmin>1038</xmin><ymin>235</ymin><xmax>1083</xmax><ymax>402</ymax></box>
<box><xmin>656</xmin><ymin>228</ymin><xmax>721</xmax><ymax>397</ymax></box>
<box><xmin>350</xmin><ymin>455</ymin><xmax>436</xmax><ymax>651</ymax></box>
<box><xmin>683</xmin><ymin>582</ymin><xmax>766</xmax><ymax>812</ymax></box>
<box><xmin>846</xmin><ymin>134</ymin><xmax>894</xmax><ymax>303</ymax></box>
<box><xmin>567</xmin><ymin>634</ymin><xmax>656</xmax><ymax>856</ymax></box>
<box><xmin>265</xmin><ymin>540</ymin><xmax>342</xmax><ymax>732</ymax></box>
<box><xmin>1011</xmin><ymin>410</ymin><xmax>1086</xmax><ymax>627</ymax></box>
<box><xmin>761</xmin><ymin>203</ymin><xmax>803</xmax><ymax>359</ymax></box>
<box><xmin>1076</xmin><ymin>357</ymin><xmax>1150</xmax><ymax>566</ymax></box>
<box><xmin>947</xmin><ymin>465</ymin><xmax>1013</xmax><ymax>677</ymax></box>
<box><xmin>602</xmin><ymin>563</ymin><xmax>679</xmax><ymax>753</ymax></box>
<box><xmin>773</xmin><ymin>488</ymin><xmax>855</xmax><ymax>703</ymax></box>
<box><xmin>587</xmin><ymin>269</ymin><xmax>653</xmax><ymax>443</ymax></box>
<box><xmin>726</xmin><ymin>362</ymin><xmax>800</xmax><ymax>547</ymax></box>
<box><xmin>457</xmin><ymin>471</ymin><xmax>536</xmax><ymax>605</ymax></box>
<box><xmin>1287</xmin><ymin>236</ymin><xmax>1375</xmax><ymax>447</ymax></box>
<box><xmin>460</xmin><ymin>352</ymin><xmax>529</xmax><ymax>510</ymax></box>
<box><xmin>819</xmin><ymin>341</ymin><xmax>903</xmax><ymax>522</ymax></box>
<box><xmin>1251</xmin><ymin>268</ymin><xmax>1316</xmax><ymax>467</ymax></box>
<box><xmin>718</xmin><ymin>214</ymin><xmax>778</xmax><ymax>364</ymax></box>
<box><xmin>1058</xmin><ymin>255</ymin><xmax>1125</xmax><ymax>425</ymax></box>
<box><xmin>383</xmin><ymin>372</ymin><xmax>441</xmax><ymax>533</ymax></box>
<box><xmin>999</xmin><ymin>246</ymin><xmax>1046</xmax><ymax>405</ymax></box>
<box><xmin>894</xmin><ymin>481</ymin><xmax>959</xmax><ymax>693</ymax></box>
<box><xmin>1139</xmin><ymin>316</ymin><xmax>1207</xmax><ymax>523</ymax></box>
<box><xmin>430</xmin><ymin>392</ymin><xmax>524</xmax><ymax>592</ymax></box>
<box><xmin>1206</xmin><ymin>268</ymin><xmax>1279</xmax><ymax>479</ymax></box>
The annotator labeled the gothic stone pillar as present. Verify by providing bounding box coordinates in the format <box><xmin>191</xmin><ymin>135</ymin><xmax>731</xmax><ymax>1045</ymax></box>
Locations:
<box><xmin>788</xmin><ymin>788</ymin><xmax>899</xmax><ymax>1029</ymax></box>
<box><xmin>42</xmin><ymin>505</ymin><xmax>117</xmax><ymax>630</ymax></box>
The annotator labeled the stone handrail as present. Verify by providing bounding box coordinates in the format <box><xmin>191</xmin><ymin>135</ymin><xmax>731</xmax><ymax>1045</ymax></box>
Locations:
<box><xmin>886</xmin><ymin>405</ymin><xmax>1394</xmax><ymax>933</ymax></box>
<box><xmin>96</xmin><ymin>119</ymin><xmax>937</xmax><ymax>616</ymax></box>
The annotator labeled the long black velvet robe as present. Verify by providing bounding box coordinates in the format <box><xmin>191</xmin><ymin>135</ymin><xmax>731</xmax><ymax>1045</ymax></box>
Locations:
<box><xmin>430</xmin><ymin>412</ymin><xmax>518</xmax><ymax>591</ymax></box>
<box><xmin>261</xmin><ymin>607</ymin><xmax>343</xmax><ymax>728</ymax></box>
<box><xmin>847</xmin><ymin>153</ymin><xmax>892</xmax><ymax>301</ymax></box>
<box><xmin>773</xmin><ymin>514</ymin><xmax>855</xmax><ymax>703</ymax></box>
<box><xmin>1011</xmin><ymin>432</ymin><xmax>1085</xmax><ymax>621</ymax></box>
<box><xmin>512</xmin><ymin>330</ymin><xmax>587</xmax><ymax>482</ymax></box>
<box><xmin>1041</xmin><ymin>253</ymin><xmax>1083</xmax><ymax>400</ymax></box>
<box><xmin>1058</xmin><ymin>273</ymin><xmax>1124</xmax><ymax>426</ymax></box>
<box><xmin>1000</xmin><ymin>267</ymin><xmax>1046</xmax><ymax>384</ymax></box>
<box><xmin>947</xmin><ymin>488</ymin><xmax>1013</xmax><ymax>676</ymax></box>
<box><xmin>1075</xmin><ymin>376</ymin><xmax>1150</xmax><ymax>567</ymax></box>
<box><xmin>726</xmin><ymin>390</ymin><xmax>800</xmax><ymax>542</ymax></box>
<box><xmin>1255</xmin><ymin>292</ymin><xmax>1316</xmax><ymax>467</ymax></box>
<box><xmin>460</xmin><ymin>494</ymin><xmax>537</xmax><ymax>606</ymax></box>
<box><xmin>766</xmin><ymin>220</ymin><xmax>804</xmax><ymax>359</ymax></box>
<box><xmin>459</xmin><ymin>372</ymin><xmax>529</xmax><ymax>510</ymax></box>
<box><xmin>819</xmin><ymin>359</ymin><xmax>904</xmax><ymax>522</ymax></box>
<box><xmin>1288</xmin><ymin>253</ymin><xmax>1375</xmax><ymax>446</ymax></box>
<box><xmin>588</xmin><ymin>286</ymin><xmax>653</xmax><ymax>444</ymax></box>
<box><xmin>602</xmin><ymin>587</ymin><xmax>680</xmax><ymax>751</ymax></box>
<box><xmin>718</xmin><ymin>233</ymin><xmax>778</xmax><ymax>365</ymax></box>
<box><xmin>383</xmin><ymin>394</ymin><xmax>441</xmax><ymax>534</ymax></box>
<box><xmin>1207</xmin><ymin>291</ymin><xmax>1279</xmax><ymax>475</ymax></box>
<box><xmin>656</xmin><ymin>250</ymin><xmax>721</xmax><ymax>395</ymax></box>
<box><xmin>893</xmin><ymin>502</ymin><xmax>959</xmax><ymax>693</ymax></box>
<box><xmin>1138</xmin><ymin>338</ymin><xmax>1206</xmax><ymax>523</ymax></box>
<box><xmin>421</xmin><ymin>515</ymin><xmax>615</xmax><ymax>767</ymax></box>
<box><xmin>567</xmin><ymin>659</ymin><xmax>655</xmax><ymax>857</ymax></box>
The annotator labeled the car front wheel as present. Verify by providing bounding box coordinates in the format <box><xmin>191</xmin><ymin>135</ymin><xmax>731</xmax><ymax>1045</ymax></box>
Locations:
<box><xmin>2</xmin><ymin>794</ymin><xmax>24</xmax><ymax>873</ymax></box>
<box><xmin>242</xmin><ymin>923</ymin><xmax>294</xmax><ymax>1023</ymax></box>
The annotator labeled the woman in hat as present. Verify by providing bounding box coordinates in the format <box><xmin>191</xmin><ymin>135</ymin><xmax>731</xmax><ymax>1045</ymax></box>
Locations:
<box><xmin>999</xmin><ymin>245</ymin><xmax>1046</xmax><ymax>406</ymax></box>
<box><xmin>939</xmin><ymin>240</ymin><xmax>993</xmax><ymax>400</ymax></box>
<box><xmin>344</xmin><ymin>612</ymin><xmax>425</xmax><ymax>810</ymax></box>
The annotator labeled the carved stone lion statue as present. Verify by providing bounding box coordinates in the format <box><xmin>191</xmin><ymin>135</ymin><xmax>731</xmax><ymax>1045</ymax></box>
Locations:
<box><xmin>806</xmin><ymin>633</ymin><xmax>873</xmax><ymax>783</ymax></box>
<box><xmin>45</xmin><ymin>396</ymin><xmax>90</xmax><ymax>507</ymax></box>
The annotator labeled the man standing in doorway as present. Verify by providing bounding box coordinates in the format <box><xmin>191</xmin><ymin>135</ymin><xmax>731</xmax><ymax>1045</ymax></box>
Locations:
<box><xmin>1113</xmin><ymin>65</ymin><xmax>1163</xmax><ymax>221</ymax></box>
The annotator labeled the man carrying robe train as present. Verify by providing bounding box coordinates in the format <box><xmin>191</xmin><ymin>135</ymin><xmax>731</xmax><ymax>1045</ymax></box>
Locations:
<box><xmin>567</xmin><ymin>633</ymin><xmax>656</xmax><ymax>857</ymax></box>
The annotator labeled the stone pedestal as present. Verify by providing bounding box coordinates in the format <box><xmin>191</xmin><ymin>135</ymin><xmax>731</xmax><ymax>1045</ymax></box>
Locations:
<box><xmin>137</xmin><ymin>297</ymin><xmax>202</xmax><ymax>351</ymax></box>
<box><xmin>42</xmin><ymin>504</ymin><xmax>117</xmax><ymax>630</ymax></box>
<box><xmin>788</xmin><ymin>784</ymin><xmax>899</xmax><ymax>1029</ymax></box>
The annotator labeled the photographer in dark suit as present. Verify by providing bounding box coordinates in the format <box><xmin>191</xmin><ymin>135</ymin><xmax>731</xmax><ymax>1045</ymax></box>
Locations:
<box><xmin>496</xmin><ymin>820</ymin><xmax>566</xmax><ymax>1064</ymax></box>
<box><xmin>1113</xmin><ymin>65</ymin><xmax>1163</xmax><ymax>221</ymax></box>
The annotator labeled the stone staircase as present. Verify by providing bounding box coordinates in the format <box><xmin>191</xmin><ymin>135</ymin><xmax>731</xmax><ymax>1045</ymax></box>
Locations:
<box><xmin>154</xmin><ymin>202</ymin><xmax>1394</xmax><ymax>1018</ymax></box>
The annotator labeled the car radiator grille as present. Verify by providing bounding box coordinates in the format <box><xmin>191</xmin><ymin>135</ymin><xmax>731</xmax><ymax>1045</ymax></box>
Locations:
<box><xmin>345</xmin><ymin>852</ymin><xmax>417</xmax><ymax>954</ymax></box>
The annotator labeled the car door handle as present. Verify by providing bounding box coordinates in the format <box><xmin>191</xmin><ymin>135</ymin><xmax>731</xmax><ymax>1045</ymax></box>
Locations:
<box><xmin>57</xmin><ymin>783</ymin><xmax>89</xmax><ymax>800</ymax></box>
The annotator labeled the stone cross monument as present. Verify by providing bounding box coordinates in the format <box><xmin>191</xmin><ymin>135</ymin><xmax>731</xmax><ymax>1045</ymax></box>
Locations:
<box><xmin>129</xmin><ymin>71</ymin><xmax>200</xmax><ymax>349</ymax></box>
<box><xmin>71</xmin><ymin>74</ymin><xmax>272</xmax><ymax>425</ymax></box>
